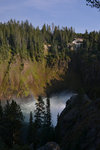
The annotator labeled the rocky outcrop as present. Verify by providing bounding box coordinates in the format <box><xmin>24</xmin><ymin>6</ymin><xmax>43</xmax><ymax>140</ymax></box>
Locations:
<box><xmin>56</xmin><ymin>95</ymin><xmax>100</xmax><ymax>150</ymax></box>
<box><xmin>37</xmin><ymin>142</ymin><xmax>60</xmax><ymax>150</ymax></box>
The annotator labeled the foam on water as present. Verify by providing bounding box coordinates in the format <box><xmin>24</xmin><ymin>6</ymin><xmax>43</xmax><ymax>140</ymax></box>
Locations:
<box><xmin>19</xmin><ymin>91</ymin><xmax>74</xmax><ymax>126</ymax></box>
<box><xmin>2</xmin><ymin>91</ymin><xmax>75</xmax><ymax>126</ymax></box>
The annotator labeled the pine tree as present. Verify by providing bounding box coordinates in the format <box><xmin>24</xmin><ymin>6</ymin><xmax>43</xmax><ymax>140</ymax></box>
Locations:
<box><xmin>0</xmin><ymin>101</ymin><xmax>3</xmax><ymax>121</ymax></box>
<box><xmin>57</xmin><ymin>113</ymin><xmax>60</xmax><ymax>124</ymax></box>
<box><xmin>4</xmin><ymin>100</ymin><xmax>23</xmax><ymax>146</ymax></box>
<box><xmin>86</xmin><ymin>0</ymin><xmax>100</xmax><ymax>9</ymax></box>
<box><xmin>4</xmin><ymin>100</ymin><xmax>10</xmax><ymax>118</ymax></box>
<box><xmin>0</xmin><ymin>100</ymin><xmax>3</xmax><ymax>137</ymax></box>
<box><xmin>45</xmin><ymin>96</ymin><xmax>51</xmax><ymax>127</ymax></box>
<box><xmin>28</xmin><ymin>111</ymin><xmax>33</xmax><ymax>144</ymax></box>
<box><xmin>34</xmin><ymin>96</ymin><xmax>45</xmax><ymax>128</ymax></box>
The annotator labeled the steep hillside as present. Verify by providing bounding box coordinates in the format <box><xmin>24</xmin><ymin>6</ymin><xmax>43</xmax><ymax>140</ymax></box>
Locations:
<box><xmin>56</xmin><ymin>95</ymin><xmax>100</xmax><ymax>150</ymax></box>
<box><xmin>0</xmin><ymin>55</ymin><xmax>69</xmax><ymax>99</ymax></box>
<box><xmin>0</xmin><ymin>20</ymin><xmax>100</xmax><ymax>99</ymax></box>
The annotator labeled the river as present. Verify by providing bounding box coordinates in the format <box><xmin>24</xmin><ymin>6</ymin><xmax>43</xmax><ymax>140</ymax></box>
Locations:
<box><xmin>17</xmin><ymin>91</ymin><xmax>75</xmax><ymax>126</ymax></box>
<box><xmin>1</xmin><ymin>91</ymin><xmax>75</xmax><ymax>126</ymax></box>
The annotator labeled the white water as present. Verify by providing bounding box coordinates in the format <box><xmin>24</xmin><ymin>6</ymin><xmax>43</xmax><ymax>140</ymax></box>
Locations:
<box><xmin>17</xmin><ymin>91</ymin><xmax>74</xmax><ymax>126</ymax></box>
<box><xmin>2</xmin><ymin>91</ymin><xmax>75</xmax><ymax>126</ymax></box>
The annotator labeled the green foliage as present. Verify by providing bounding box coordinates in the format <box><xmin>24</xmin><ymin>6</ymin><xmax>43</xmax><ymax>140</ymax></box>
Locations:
<box><xmin>30</xmin><ymin>96</ymin><xmax>55</xmax><ymax>148</ymax></box>
<box><xmin>75</xmin><ymin>30</ymin><xmax>100</xmax><ymax>98</ymax></box>
<box><xmin>0</xmin><ymin>97</ymin><xmax>55</xmax><ymax>149</ymax></box>
<box><xmin>86</xmin><ymin>0</ymin><xmax>100</xmax><ymax>9</ymax></box>
<box><xmin>0</xmin><ymin>100</ymin><xmax>23</xmax><ymax>147</ymax></box>
<box><xmin>34</xmin><ymin>96</ymin><xmax>45</xmax><ymax>128</ymax></box>
<box><xmin>0</xmin><ymin>19</ymin><xmax>100</xmax><ymax>98</ymax></box>
<box><xmin>0</xmin><ymin>101</ymin><xmax>3</xmax><ymax>120</ymax></box>
<box><xmin>45</xmin><ymin>96</ymin><xmax>51</xmax><ymax>127</ymax></box>
<box><xmin>0</xmin><ymin>20</ymin><xmax>75</xmax><ymax>62</ymax></box>
<box><xmin>28</xmin><ymin>111</ymin><xmax>34</xmax><ymax>144</ymax></box>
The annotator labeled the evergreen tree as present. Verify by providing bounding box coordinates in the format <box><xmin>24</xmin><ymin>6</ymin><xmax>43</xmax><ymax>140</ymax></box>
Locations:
<box><xmin>0</xmin><ymin>20</ymin><xmax>76</xmax><ymax>62</ymax></box>
<box><xmin>45</xmin><ymin>96</ymin><xmax>51</xmax><ymax>127</ymax></box>
<box><xmin>4</xmin><ymin>100</ymin><xmax>10</xmax><ymax>118</ymax></box>
<box><xmin>3</xmin><ymin>100</ymin><xmax>23</xmax><ymax>146</ymax></box>
<box><xmin>0</xmin><ymin>101</ymin><xmax>3</xmax><ymax>121</ymax></box>
<box><xmin>57</xmin><ymin>113</ymin><xmax>60</xmax><ymax>124</ymax></box>
<box><xmin>86</xmin><ymin>0</ymin><xmax>100</xmax><ymax>9</ymax></box>
<box><xmin>34</xmin><ymin>96</ymin><xmax>45</xmax><ymax>128</ymax></box>
<box><xmin>0</xmin><ymin>100</ymin><xmax>3</xmax><ymax>141</ymax></box>
<box><xmin>28</xmin><ymin>111</ymin><xmax>33</xmax><ymax>144</ymax></box>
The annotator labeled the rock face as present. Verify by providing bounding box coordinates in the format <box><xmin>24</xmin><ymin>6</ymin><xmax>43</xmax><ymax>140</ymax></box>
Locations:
<box><xmin>37</xmin><ymin>142</ymin><xmax>60</xmax><ymax>150</ymax></box>
<box><xmin>56</xmin><ymin>95</ymin><xmax>100</xmax><ymax>150</ymax></box>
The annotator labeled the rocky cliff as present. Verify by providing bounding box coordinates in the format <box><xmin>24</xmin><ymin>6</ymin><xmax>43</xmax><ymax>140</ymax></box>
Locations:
<box><xmin>56</xmin><ymin>95</ymin><xmax>100</xmax><ymax>150</ymax></box>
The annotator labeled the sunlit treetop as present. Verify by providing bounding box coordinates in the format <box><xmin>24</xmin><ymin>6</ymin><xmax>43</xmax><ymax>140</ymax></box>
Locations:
<box><xmin>86</xmin><ymin>0</ymin><xmax>100</xmax><ymax>9</ymax></box>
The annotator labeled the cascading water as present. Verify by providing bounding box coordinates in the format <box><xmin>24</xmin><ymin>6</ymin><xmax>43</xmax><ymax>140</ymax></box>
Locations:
<box><xmin>2</xmin><ymin>91</ymin><xmax>75</xmax><ymax>126</ymax></box>
<box><xmin>19</xmin><ymin>91</ymin><xmax>75</xmax><ymax>126</ymax></box>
